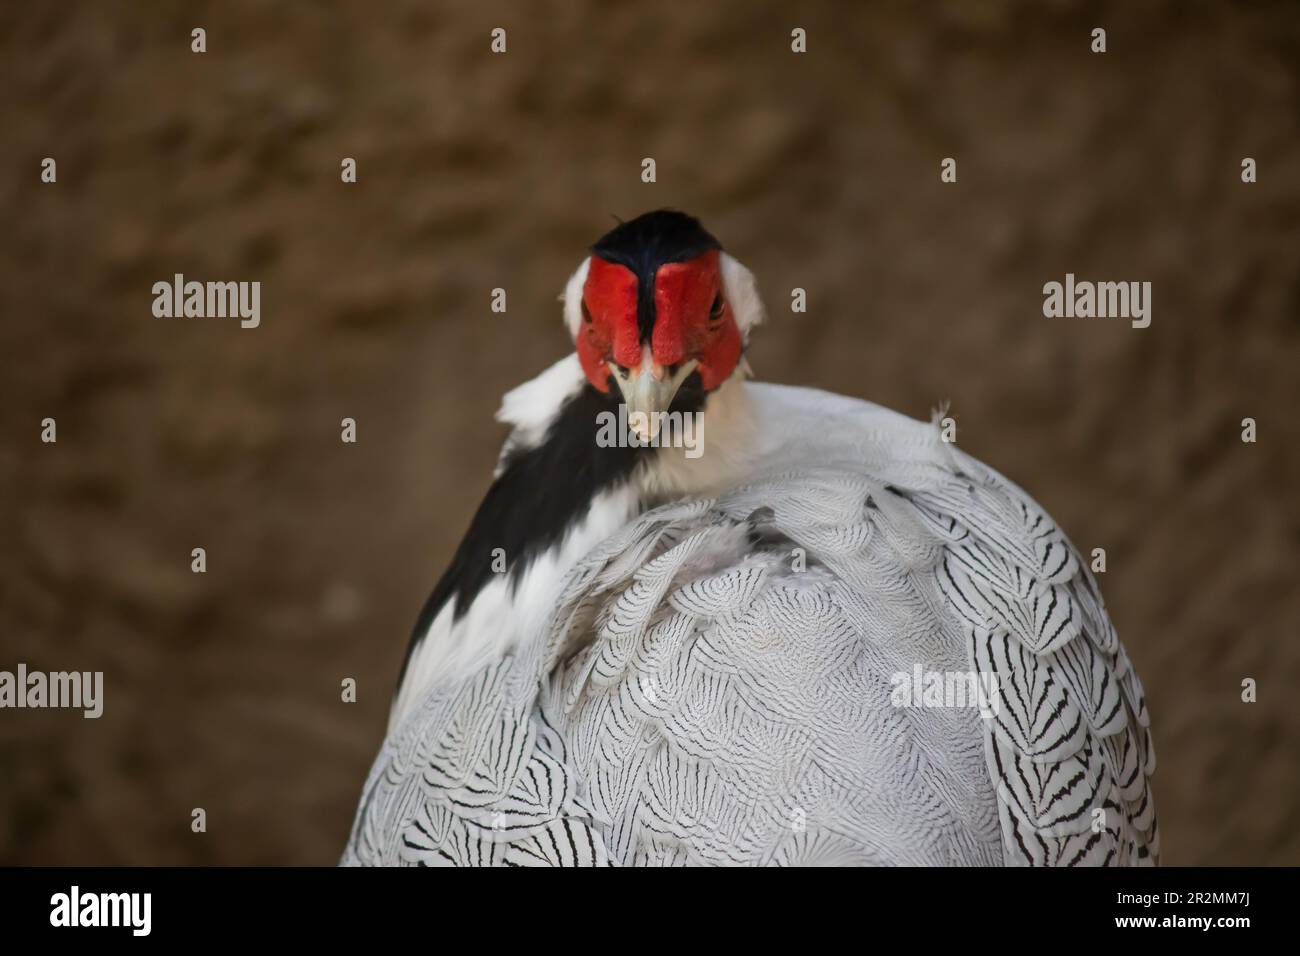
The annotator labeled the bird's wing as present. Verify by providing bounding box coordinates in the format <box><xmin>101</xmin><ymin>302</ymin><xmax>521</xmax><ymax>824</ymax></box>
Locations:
<box><xmin>921</xmin><ymin>448</ymin><xmax>1159</xmax><ymax>864</ymax></box>
<box><xmin>345</xmin><ymin>426</ymin><xmax>1156</xmax><ymax>866</ymax></box>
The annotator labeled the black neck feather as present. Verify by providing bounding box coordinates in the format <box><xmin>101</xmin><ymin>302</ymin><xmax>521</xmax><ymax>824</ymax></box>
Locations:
<box><xmin>397</xmin><ymin>374</ymin><xmax>705</xmax><ymax>686</ymax></box>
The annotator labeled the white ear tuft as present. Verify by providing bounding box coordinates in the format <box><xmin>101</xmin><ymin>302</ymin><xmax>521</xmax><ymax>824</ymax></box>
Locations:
<box><xmin>560</xmin><ymin>256</ymin><xmax>591</xmax><ymax>339</ymax></box>
<box><xmin>719</xmin><ymin>252</ymin><xmax>765</xmax><ymax>341</ymax></box>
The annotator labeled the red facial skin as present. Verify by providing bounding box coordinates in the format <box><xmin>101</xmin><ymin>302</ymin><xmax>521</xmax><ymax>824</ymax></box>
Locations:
<box><xmin>577</xmin><ymin>250</ymin><xmax>742</xmax><ymax>393</ymax></box>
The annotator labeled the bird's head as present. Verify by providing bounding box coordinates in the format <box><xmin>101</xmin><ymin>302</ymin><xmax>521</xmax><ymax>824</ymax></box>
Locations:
<box><xmin>563</xmin><ymin>210</ymin><xmax>764</xmax><ymax>431</ymax></box>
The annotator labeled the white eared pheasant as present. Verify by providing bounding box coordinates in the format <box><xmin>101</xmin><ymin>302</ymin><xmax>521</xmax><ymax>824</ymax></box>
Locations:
<box><xmin>344</xmin><ymin>210</ymin><xmax>1158</xmax><ymax>867</ymax></box>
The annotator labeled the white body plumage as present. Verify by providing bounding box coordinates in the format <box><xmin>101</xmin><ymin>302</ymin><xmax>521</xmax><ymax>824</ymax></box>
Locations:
<box><xmin>349</xmin><ymin>373</ymin><xmax>1158</xmax><ymax>865</ymax></box>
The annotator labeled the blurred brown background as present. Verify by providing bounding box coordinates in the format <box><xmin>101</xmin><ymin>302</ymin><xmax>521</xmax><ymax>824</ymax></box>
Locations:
<box><xmin>1</xmin><ymin>0</ymin><xmax>1297</xmax><ymax>865</ymax></box>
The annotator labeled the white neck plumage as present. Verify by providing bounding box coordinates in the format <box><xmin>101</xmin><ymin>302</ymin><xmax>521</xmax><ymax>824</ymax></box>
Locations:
<box><xmin>498</xmin><ymin>352</ymin><xmax>758</xmax><ymax>496</ymax></box>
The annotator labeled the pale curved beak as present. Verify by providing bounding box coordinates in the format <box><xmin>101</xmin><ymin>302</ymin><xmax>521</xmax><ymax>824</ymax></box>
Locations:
<box><xmin>608</xmin><ymin>347</ymin><xmax>699</xmax><ymax>442</ymax></box>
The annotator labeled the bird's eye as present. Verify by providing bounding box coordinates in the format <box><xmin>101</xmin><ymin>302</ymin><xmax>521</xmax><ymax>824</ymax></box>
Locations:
<box><xmin>709</xmin><ymin>294</ymin><xmax>724</xmax><ymax>322</ymax></box>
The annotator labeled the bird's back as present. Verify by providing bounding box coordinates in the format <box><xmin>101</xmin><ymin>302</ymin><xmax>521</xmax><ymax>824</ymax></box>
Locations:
<box><xmin>344</xmin><ymin>383</ymin><xmax>1157</xmax><ymax>866</ymax></box>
